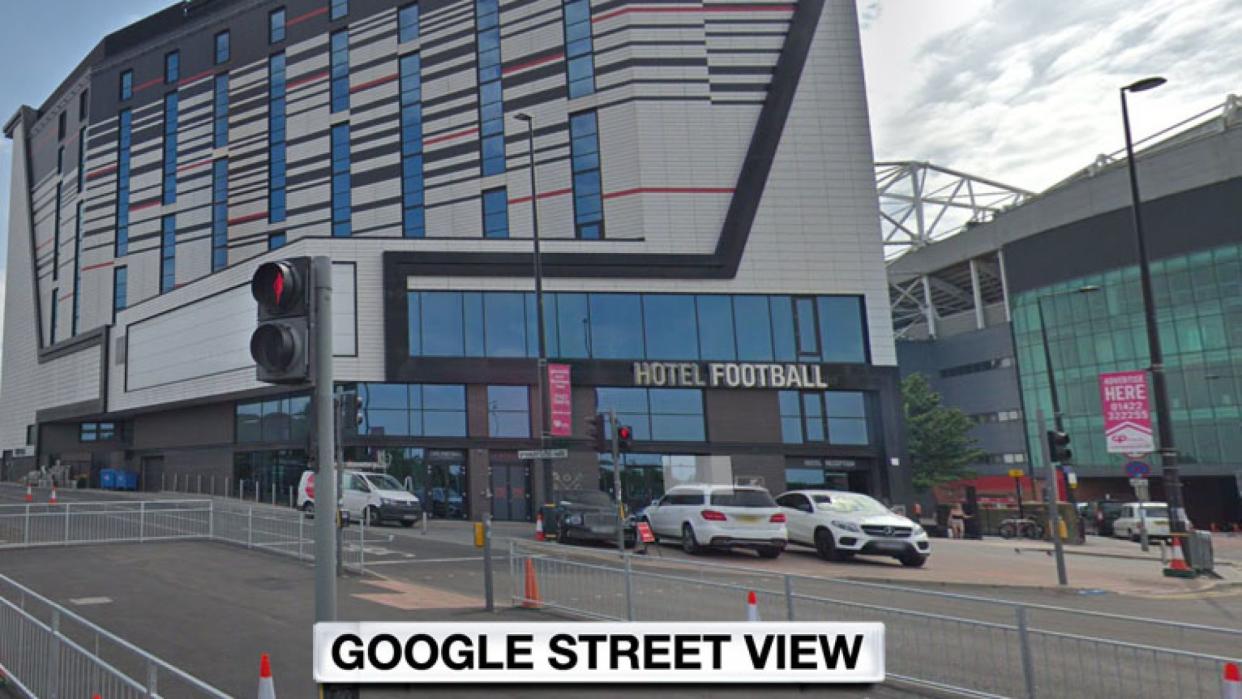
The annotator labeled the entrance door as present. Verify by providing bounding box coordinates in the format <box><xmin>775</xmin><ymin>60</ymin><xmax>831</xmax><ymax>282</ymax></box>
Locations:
<box><xmin>141</xmin><ymin>456</ymin><xmax>165</xmax><ymax>492</ymax></box>
<box><xmin>490</xmin><ymin>462</ymin><xmax>531</xmax><ymax>522</ymax></box>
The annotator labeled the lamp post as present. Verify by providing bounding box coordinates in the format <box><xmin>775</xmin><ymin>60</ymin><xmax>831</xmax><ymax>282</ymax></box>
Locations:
<box><xmin>1120</xmin><ymin>76</ymin><xmax>1188</xmax><ymax>536</ymax></box>
<box><xmin>514</xmin><ymin>112</ymin><xmax>552</xmax><ymax>508</ymax></box>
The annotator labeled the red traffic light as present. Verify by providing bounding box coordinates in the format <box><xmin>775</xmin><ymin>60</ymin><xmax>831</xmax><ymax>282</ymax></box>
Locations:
<box><xmin>617</xmin><ymin>425</ymin><xmax>633</xmax><ymax>441</ymax></box>
<box><xmin>251</xmin><ymin>261</ymin><xmax>302</xmax><ymax>313</ymax></box>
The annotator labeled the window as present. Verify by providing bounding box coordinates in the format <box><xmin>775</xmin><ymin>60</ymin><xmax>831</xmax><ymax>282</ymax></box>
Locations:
<box><xmin>160</xmin><ymin>215</ymin><xmax>176</xmax><ymax>293</ymax></box>
<box><xmin>56</xmin><ymin>146</ymin><xmax>64</xmax><ymax>175</ymax></box>
<box><xmin>399</xmin><ymin>53</ymin><xmax>424</xmax><ymax>237</ymax></box>
<box><xmin>355</xmin><ymin>383</ymin><xmax>467</xmax><ymax>437</ymax></box>
<box><xmin>162</xmin><ymin>92</ymin><xmax>178</xmax><ymax>205</ymax></box>
<box><xmin>399</xmin><ymin>3</ymin><xmax>420</xmax><ymax>43</ymax></box>
<box><xmin>562</xmin><ymin>0</ymin><xmax>595</xmax><ymax>98</ymax></box>
<box><xmin>268</xmin><ymin>53</ymin><xmax>286</xmax><ymax>222</ymax></box>
<box><xmin>568</xmin><ymin>111</ymin><xmax>603</xmax><ymax>239</ymax></box>
<box><xmin>793</xmin><ymin>296</ymin><xmax>819</xmax><ymax>357</ymax></box>
<box><xmin>642</xmin><ymin>294</ymin><xmax>697</xmax><ymax>359</ymax></box>
<box><xmin>330</xmin><ymin>0</ymin><xmax>349</xmax><ymax>20</ymax></box>
<box><xmin>49</xmin><ymin>289</ymin><xmax>58</xmax><ymax>345</ymax></box>
<box><xmin>165</xmin><ymin>51</ymin><xmax>180</xmax><ymax>84</ymax></box>
<box><xmin>595</xmin><ymin>388</ymin><xmax>705</xmax><ymax>441</ymax></box>
<box><xmin>779</xmin><ymin>391</ymin><xmax>869</xmax><ymax>445</ymax></box>
<box><xmin>734</xmin><ymin>296</ymin><xmax>773</xmax><ymax>360</ymax></box>
<box><xmin>329</xmin><ymin>31</ymin><xmax>350</xmax><ymax>113</ymax></box>
<box><xmin>52</xmin><ymin>184</ymin><xmax>61</xmax><ymax>281</ymax></box>
<box><xmin>113</xmin><ymin>267</ymin><xmax>127</xmax><ymax>322</ymax></box>
<box><xmin>213</xmin><ymin>73</ymin><xmax>229</xmax><ymax>148</ymax></box>
<box><xmin>268</xmin><ymin>231</ymin><xmax>286</xmax><ymax>250</ymax></box>
<box><xmin>474</xmin><ymin>0</ymin><xmax>505</xmax><ymax>176</ymax></box>
<box><xmin>80</xmin><ymin>422</ymin><xmax>118</xmax><ymax>442</ymax></box>
<box><xmin>819</xmin><ymin>296</ymin><xmax>866</xmax><ymax>363</ymax></box>
<box><xmin>215</xmin><ymin>31</ymin><xmax>230</xmax><ymax>64</ymax></box>
<box><xmin>72</xmin><ymin>202</ymin><xmax>82</xmax><ymax>335</ymax></box>
<box><xmin>78</xmin><ymin>90</ymin><xmax>88</xmax><ymax>120</ymax></box>
<box><xmin>589</xmin><ymin>294</ymin><xmax>643</xmax><ymax>359</ymax></box>
<box><xmin>487</xmin><ymin>386</ymin><xmax>529</xmax><ymax>437</ymax></box>
<box><xmin>76</xmin><ymin>126</ymin><xmax>86</xmax><ymax>193</ymax></box>
<box><xmin>697</xmin><ymin>295</ymin><xmax>736</xmax><ymax>360</ymax></box>
<box><xmin>330</xmin><ymin>123</ymin><xmax>351</xmax><ymax>236</ymax></box>
<box><xmin>119</xmin><ymin>70</ymin><xmax>133</xmax><ymax>100</ymax></box>
<box><xmin>57</xmin><ymin>112</ymin><xmax>66</xmax><ymax>141</ymax></box>
<box><xmin>236</xmin><ymin>394</ymin><xmax>310</xmax><ymax>443</ymax></box>
<box><xmin>211</xmin><ymin>160</ymin><xmax>228</xmax><ymax>271</ymax></box>
<box><xmin>482</xmin><ymin>187</ymin><xmax>508</xmax><ymax>238</ymax></box>
<box><xmin>269</xmin><ymin>8</ymin><xmax>286</xmax><ymax>43</ymax></box>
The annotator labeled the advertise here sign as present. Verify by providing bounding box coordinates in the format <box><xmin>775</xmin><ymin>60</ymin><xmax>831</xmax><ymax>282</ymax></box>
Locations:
<box><xmin>1098</xmin><ymin>370</ymin><xmax>1153</xmax><ymax>454</ymax></box>
<box><xmin>314</xmin><ymin>622</ymin><xmax>885</xmax><ymax>684</ymax></box>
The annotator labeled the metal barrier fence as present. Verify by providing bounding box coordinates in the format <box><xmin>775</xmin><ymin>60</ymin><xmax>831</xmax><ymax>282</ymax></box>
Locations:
<box><xmin>0</xmin><ymin>500</ymin><xmax>212</xmax><ymax>548</ymax></box>
<box><xmin>0</xmin><ymin>574</ymin><xmax>229</xmax><ymax>698</ymax></box>
<box><xmin>508</xmin><ymin>540</ymin><xmax>1242</xmax><ymax>699</ymax></box>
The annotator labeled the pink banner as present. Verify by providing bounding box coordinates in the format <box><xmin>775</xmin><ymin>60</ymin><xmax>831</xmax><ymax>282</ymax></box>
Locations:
<box><xmin>1098</xmin><ymin>370</ymin><xmax>1153</xmax><ymax>454</ymax></box>
<box><xmin>548</xmin><ymin>363</ymin><xmax>572</xmax><ymax>437</ymax></box>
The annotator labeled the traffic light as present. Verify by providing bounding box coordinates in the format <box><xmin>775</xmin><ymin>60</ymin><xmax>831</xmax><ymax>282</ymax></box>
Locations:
<box><xmin>250</xmin><ymin>258</ymin><xmax>312</xmax><ymax>384</ymax></box>
<box><xmin>616</xmin><ymin>424</ymin><xmax>634</xmax><ymax>452</ymax></box>
<box><xmin>1046</xmin><ymin>429</ymin><xmax>1072</xmax><ymax>463</ymax></box>
<box><xmin>351</xmin><ymin>394</ymin><xmax>364</xmax><ymax>429</ymax></box>
<box><xmin>586</xmin><ymin>413</ymin><xmax>606</xmax><ymax>453</ymax></box>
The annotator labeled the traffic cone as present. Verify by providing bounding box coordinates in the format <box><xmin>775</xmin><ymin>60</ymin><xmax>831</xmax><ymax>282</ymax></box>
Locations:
<box><xmin>1224</xmin><ymin>662</ymin><xmax>1241</xmax><ymax>699</ymax></box>
<box><xmin>521</xmin><ymin>559</ymin><xmax>542</xmax><ymax>609</ymax></box>
<box><xmin>23</xmin><ymin>484</ymin><xmax>32</xmax><ymax>502</ymax></box>
<box><xmin>49</xmin><ymin>486</ymin><xmax>58</xmax><ymax>505</ymax></box>
<box><xmin>534</xmin><ymin>513</ymin><xmax>546</xmax><ymax>542</ymax></box>
<box><xmin>257</xmin><ymin>652</ymin><xmax>276</xmax><ymax>699</ymax></box>
<box><xmin>1162</xmin><ymin>536</ymin><xmax>1196</xmax><ymax>578</ymax></box>
<box><xmin>746</xmin><ymin>590</ymin><xmax>760</xmax><ymax>622</ymax></box>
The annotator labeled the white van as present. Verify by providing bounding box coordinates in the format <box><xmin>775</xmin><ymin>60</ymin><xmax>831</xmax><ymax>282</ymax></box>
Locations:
<box><xmin>297</xmin><ymin>469</ymin><xmax>422</xmax><ymax>527</ymax></box>
<box><xmin>1112</xmin><ymin>501</ymin><xmax>1174</xmax><ymax>541</ymax></box>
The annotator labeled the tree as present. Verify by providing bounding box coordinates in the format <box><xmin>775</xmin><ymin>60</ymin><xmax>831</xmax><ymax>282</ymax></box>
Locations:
<box><xmin>902</xmin><ymin>373</ymin><xmax>985</xmax><ymax>492</ymax></box>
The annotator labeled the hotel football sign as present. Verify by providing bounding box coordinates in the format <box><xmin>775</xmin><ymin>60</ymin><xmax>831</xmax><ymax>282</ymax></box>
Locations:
<box><xmin>633</xmin><ymin>362</ymin><xmax>830</xmax><ymax>389</ymax></box>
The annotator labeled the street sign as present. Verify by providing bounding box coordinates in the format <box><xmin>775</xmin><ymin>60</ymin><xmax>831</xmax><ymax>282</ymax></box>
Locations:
<box><xmin>1124</xmin><ymin>461</ymin><xmax>1150</xmax><ymax>478</ymax></box>
<box><xmin>1099</xmin><ymin>371</ymin><xmax>1154</xmax><ymax>454</ymax></box>
<box><xmin>1128</xmin><ymin>477</ymin><xmax>1149</xmax><ymax>487</ymax></box>
<box><xmin>1007</xmin><ymin>469</ymin><xmax>1024</xmax><ymax>478</ymax></box>
<box><xmin>517</xmin><ymin>449</ymin><xmax>569</xmax><ymax>460</ymax></box>
<box><xmin>1129</xmin><ymin>477</ymin><xmax>1150</xmax><ymax>501</ymax></box>
<box><xmin>1066</xmin><ymin>470</ymin><xmax>1078</xmax><ymax>489</ymax></box>
<box><xmin>548</xmin><ymin>364</ymin><xmax>572</xmax><ymax>437</ymax></box>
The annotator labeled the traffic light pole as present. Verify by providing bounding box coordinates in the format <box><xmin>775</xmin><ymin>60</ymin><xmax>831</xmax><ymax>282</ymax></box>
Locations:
<box><xmin>1036</xmin><ymin>296</ymin><xmax>1079</xmax><ymax>524</ymax></box>
<box><xmin>608</xmin><ymin>409</ymin><xmax>626</xmax><ymax>556</ymax></box>
<box><xmin>312</xmin><ymin>256</ymin><xmax>337</xmax><ymax>623</ymax></box>
<box><xmin>1037</xmin><ymin>407</ymin><xmax>1068</xmax><ymax>586</ymax></box>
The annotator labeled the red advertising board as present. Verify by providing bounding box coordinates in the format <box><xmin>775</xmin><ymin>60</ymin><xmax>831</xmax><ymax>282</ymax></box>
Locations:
<box><xmin>1098</xmin><ymin>370</ymin><xmax>1153</xmax><ymax>454</ymax></box>
<box><xmin>548</xmin><ymin>363</ymin><xmax>572</xmax><ymax>437</ymax></box>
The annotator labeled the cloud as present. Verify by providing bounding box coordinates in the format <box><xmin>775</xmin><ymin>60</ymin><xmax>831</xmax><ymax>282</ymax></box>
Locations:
<box><xmin>862</xmin><ymin>0</ymin><xmax>1242</xmax><ymax>191</ymax></box>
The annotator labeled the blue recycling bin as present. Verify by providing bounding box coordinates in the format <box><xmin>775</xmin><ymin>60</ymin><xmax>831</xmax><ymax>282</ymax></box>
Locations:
<box><xmin>123</xmin><ymin>471</ymin><xmax>139</xmax><ymax>491</ymax></box>
<box><xmin>100</xmin><ymin>469</ymin><xmax>117</xmax><ymax>490</ymax></box>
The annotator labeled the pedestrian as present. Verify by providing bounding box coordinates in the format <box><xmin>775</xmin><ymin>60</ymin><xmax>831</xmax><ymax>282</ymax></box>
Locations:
<box><xmin>948</xmin><ymin>503</ymin><xmax>967</xmax><ymax>539</ymax></box>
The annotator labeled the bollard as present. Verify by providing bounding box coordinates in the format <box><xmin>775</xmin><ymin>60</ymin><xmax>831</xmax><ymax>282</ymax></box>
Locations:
<box><xmin>139</xmin><ymin>502</ymin><xmax>146</xmax><ymax>543</ymax></box>
<box><xmin>289</xmin><ymin>485</ymin><xmax>294</xmax><ymax>508</ymax></box>
<box><xmin>624</xmin><ymin>554</ymin><xmax>636</xmax><ymax>621</ymax></box>
<box><xmin>422</xmin><ymin>511</ymin><xmax>428</xmax><ymax>535</ymax></box>
<box><xmin>298</xmin><ymin>514</ymin><xmax>305</xmax><ymax>560</ymax></box>
<box><xmin>483</xmin><ymin>516</ymin><xmax>494</xmax><ymax>612</ymax></box>
<box><xmin>784</xmin><ymin>575</ymin><xmax>796</xmax><ymax>621</ymax></box>
<box><xmin>247</xmin><ymin>507</ymin><xmax>254</xmax><ymax>549</ymax></box>
<box><xmin>271</xmin><ymin>482</ymin><xmax>276</xmax><ymax>506</ymax></box>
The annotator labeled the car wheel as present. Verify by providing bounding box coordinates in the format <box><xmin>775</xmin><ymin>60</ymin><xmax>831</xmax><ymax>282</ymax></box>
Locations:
<box><xmin>399</xmin><ymin>521</ymin><xmax>414</xmax><ymax>528</ymax></box>
<box><xmin>302</xmin><ymin>501</ymin><xmax>315</xmax><ymax>518</ymax></box>
<box><xmin>366</xmin><ymin>506</ymin><xmax>381</xmax><ymax>527</ymax></box>
<box><xmin>1129</xmin><ymin>529</ymin><xmax>1139</xmax><ymax>542</ymax></box>
<box><xmin>815</xmin><ymin>528</ymin><xmax>847</xmax><ymax>562</ymax></box>
<box><xmin>899</xmin><ymin>551</ymin><xmax>928</xmax><ymax>568</ymax></box>
<box><xmin>756</xmin><ymin>546</ymin><xmax>782</xmax><ymax>559</ymax></box>
<box><xmin>681</xmin><ymin>523</ymin><xmax>702</xmax><ymax>555</ymax></box>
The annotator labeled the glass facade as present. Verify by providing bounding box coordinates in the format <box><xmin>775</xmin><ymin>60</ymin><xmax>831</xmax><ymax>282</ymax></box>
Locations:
<box><xmin>52</xmin><ymin>184</ymin><xmax>60</xmax><ymax>281</ymax></box>
<box><xmin>596</xmin><ymin>387</ymin><xmax>706</xmax><ymax>441</ymax></box>
<box><xmin>119</xmin><ymin>70</ymin><xmax>133</xmax><ymax>101</ymax></box>
<box><xmin>562</xmin><ymin>0</ymin><xmax>595</xmax><ymax>98</ymax></box>
<box><xmin>597</xmin><ymin>453</ymin><xmax>705</xmax><ymax>511</ymax></box>
<box><xmin>1012</xmin><ymin>241</ymin><xmax>1242</xmax><ymax>473</ymax></box>
<box><xmin>161</xmin><ymin>92</ymin><xmax>178</xmax><ymax>205</ymax></box>
<box><xmin>213</xmin><ymin>73</ymin><xmax>229</xmax><ymax>148</ymax></box>
<box><xmin>353</xmin><ymin>383</ymin><xmax>467</xmax><ymax>437</ymax></box>
<box><xmin>76</xmin><ymin>126</ymin><xmax>86</xmax><ymax>193</ymax></box>
<box><xmin>215</xmin><ymin>31</ymin><xmax>230</xmax><ymax>64</ymax></box>
<box><xmin>487</xmin><ymin>385</ymin><xmax>530</xmax><ymax>437</ymax></box>
<box><xmin>408</xmin><ymin>290</ymin><xmax>868</xmax><ymax>363</ymax></box>
<box><xmin>72</xmin><ymin>201</ymin><xmax>82</xmax><ymax>335</ymax></box>
<box><xmin>331</xmin><ymin>0</ymin><xmax>349</xmax><ymax>20</ymax></box>
<box><xmin>569</xmin><ymin>110</ymin><xmax>602</xmax><ymax>239</ymax></box>
<box><xmin>330</xmin><ymin>123</ymin><xmax>351</xmax><ymax>236</ymax></box>
<box><xmin>399</xmin><ymin>52</ymin><xmax>425</xmax><ymax>237</ymax></box>
<box><xmin>778</xmin><ymin>390</ymin><xmax>869</xmax><ymax>445</ymax></box>
<box><xmin>80</xmin><ymin>422</ymin><xmax>118</xmax><ymax>442</ymax></box>
<box><xmin>330</xmin><ymin>30</ymin><xmax>350</xmax><ymax>113</ymax></box>
<box><xmin>268</xmin><ymin>53</ymin><xmax>287</xmax><ymax>222</ymax></box>
<box><xmin>345</xmin><ymin>446</ymin><xmax>468</xmax><ymax>519</ymax></box>
<box><xmin>236</xmin><ymin>394</ymin><xmax>311</xmax><ymax>444</ymax></box>
<box><xmin>474</xmin><ymin>0</ymin><xmax>505</xmax><ymax>176</ymax></box>
<box><xmin>164</xmin><ymin>50</ymin><xmax>179</xmax><ymax>84</ymax></box>
<box><xmin>234</xmin><ymin>449</ymin><xmax>307</xmax><ymax>502</ymax></box>
<box><xmin>398</xmin><ymin>3</ymin><xmax>420</xmax><ymax>42</ymax></box>
<box><xmin>159</xmin><ymin>215</ymin><xmax>176</xmax><ymax>293</ymax></box>
<box><xmin>211</xmin><ymin>159</ymin><xmax>228</xmax><ymax>271</ymax></box>
<box><xmin>482</xmin><ymin>188</ymin><xmax>508</xmax><ymax>238</ymax></box>
<box><xmin>113</xmin><ymin>267</ymin><xmax>127</xmax><ymax>321</ymax></box>
<box><xmin>115</xmin><ymin>109</ymin><xmax>131</xmax><ymax>257</ymax></box>
<box><xmin>270</xmin><ymin>8</ymin><xmax>286</xmax><ymax>43</ymax></box>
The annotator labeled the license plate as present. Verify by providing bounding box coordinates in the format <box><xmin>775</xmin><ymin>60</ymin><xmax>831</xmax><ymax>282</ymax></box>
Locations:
<box><xmin>737</xmin><ymin>515</ymin><xmax>761</xmax><ymax>524</ymax></box>
<box><xmin>874</xmin><ymin>541</ymin><xmax>906</xmax><ymax>552</ymax></box>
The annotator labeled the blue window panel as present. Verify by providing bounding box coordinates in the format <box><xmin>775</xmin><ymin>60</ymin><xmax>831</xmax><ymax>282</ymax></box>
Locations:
<box><xmin>49</xmin><ymin>290</ymin><xmax>57</xmax><ymax>344</ymax></box>
<box><xmin>115</xmin><ymin>109</ymin><xmax>132</xmax><ymax>257</ymax></box>
<box><xmin>268</xmin><ymin>53</ymin><xmax>286</xmax><ymax>223</ymax></box>
<box><xmin>211</xmin><ymin>159</ymin><xmax>228</xmax><ymax>271</ymax></box>
<box><xmin>399</xmin><ymin>4</ymin><xmax>420</xmax><ymax>43</ymax></box>
<box><xmin>818</xmin><ymin>296</ymin><xmax>867</xmax><ymax>364</ymax></box>
<box><xmin>421</xmin><ymin>385</ymin><xmax>467</xmax><ymax>437</ymax></box>
<box><xmin>554</xmin><ymin>292</ymin><xmax>590</xmax><ymax>358</ymax></box>
<box><xmin>734</xmin><ymin>296</ymin><xmax>773</xmax><ymax>361</ymax></box>
<box><xmin>160</xmin><ymin>215</ymin><xmax>176</xmax><ymax>293</ymax></box>
<box><xmin>484</xmin><ymin>293</ymin><xmax>527</xmax><ymax>357</ymax></box>
<box><xmin>589</xmin><ymin>294</ymin><xmax>643</xmax><ymax>359</ymax></box>
<box><xmin>399</xmin><ymin>53</ymin><xmax>425</xmax><ymax>237</ymax></box>
<box><xmin>778</xmin><ymin>391</ymin><xmax>803</xmax><ymax>444</ymax></box>
<box><xmin>76</xmin><ymin>126</ymin><xmax>86</xmax><ymax>193</ymax></box>
<box><xmin>72</xmin><ymin>202</ymin><xmax>82</xmax><ymax>335</ymax></box>
<box><xmin>213</xmin><ymin>74</ymin><xmax>229</xmax><ymax>148</ymax></box>
<box><xmin>268</xmin><ymin>232</ymin><xmax>286</xmax><ymax>250</ymax></box>
<box><xmin>595</xmin><ymin>388</ymin><xmax>650</xmax><ymax>439</ymax></box>
<box><xmin>649</xmin><ymin>388</ymin><xmax>705</xmax><ymax>441</ymax></box>
<box><xmin>475</xmin><ymin>0</ymin><xmax>504</xmax><ymax>176</ymax></box>
<box><xmin>407</xmin><ymin>292</ymin><xmax>421</xmax><ymax>355</ymax></box>
<box><xmin>165</xmin><ymin>51</ymin><xmax>179</xmax><ymax>84</ymax></box>
<box><xmin>480</xmin><ymin>135</ymin><xmax>506</xmax><ymax>175</ymax></box>
<box><xmin>487</xmin><ymin>385</ymin><xmax>529</xmax><ymax>437</ymax></box>
<box><xmin>794</xmin><ymin>297</ymin><xmax>820</xmax><ymax>357</ymax></box>
<box><xmin>643</xmin><ymin>294</ymin><xmax>698</xmax><ymax>359</ymax></box>
<box><xmin>113</xmin><ymin>267</ymin><xmax>127</xmax><ymax>321</ymax></box>
<box><xmin>569</xmin><ymin>111</ymin><xmax>603</xmax><ymax>238</ymax></box>
<box><xmin>463</xmin><ymin>292</ymin><xmax>485</xmax><ymax>357</ymax></box>
<box><xmin>771</xmin><ymin>296</ymin><xmax>796</xmax><ymax>361</ymax></box>
<box><xmin>802</xmin><ymin>393</ymin><xmax>825</xmax><ymax>442</ymax></box>
<box><xmin>162</xmin><ymin>92</ymin><xmax>178</xmax><ymax>205</ymax></box>
<box><xmin>482</xmin><ymin>188</ymin><xmax>508</xmax><ymax>238</ymax></box>
<box><xmin>562</xmin><ymin>0</ymin><xmax>595</xmax><ymax>98</ymax></box>
<box><xmin>330</xmin><ymin>31</ymin><xmax>350</xmax><ymax>113</ymax></box>
<box><xmin>215</xmin><ymin>31</ymin><xmax>230</xmax><ymax>64</ymax></box>
<box><xmin>363</xmin><ymin>409</ymin><xmax>411</xmax><ymax>436</ymax></box>
<box><xmin>119</xmin><ymin>70</ymin><xmax>133</xmax><ymax>101</ymax></box>
<box><xmin>696</xmin><ymin>295</ymin><xmax>736</xmax><ymax>360</ymax></box>
<box><xmin>826</xmin><ymin>391</ymin><xmax>869</xmax><ymax>445</ymax></box>
<box><xmin>270</xmin><ymin>8</ymin><xmax>286</xmax><ymax>43</ymax></box>
<box><xmin>363</xmin><ymin>383</ymin><xmax>410</xmax><ymax>410</ymax></box>
<box><xmin>420</xmin><ymin>291</ymin><xmax>464</xmax><ymax>356</ymax></box>
<box><xmin>330</xmin><ymin>0</ymin><xmax>349</xmax><ymax>20</ymax></box>
<box><xmin>331</xmin><ymin>123</ymin><xmax>351</xmax><ymax>236</ymax></box>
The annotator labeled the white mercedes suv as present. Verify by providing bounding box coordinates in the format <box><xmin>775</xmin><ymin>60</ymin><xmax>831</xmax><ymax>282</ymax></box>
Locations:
<box><xmin>642</xmin><ymin>484</ymin><xmax>788</xmax><ymax>558</ymax></box>
<box><xmin>776</xmin><ymin>490</ymin><xmax>930</xmax><ymax>567</ymax></box>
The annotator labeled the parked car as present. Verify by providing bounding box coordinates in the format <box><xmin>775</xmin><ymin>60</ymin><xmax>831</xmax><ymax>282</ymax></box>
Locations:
<box><xmin>297</xmin><ymin>469</ymin><xmax>421</xmax><ymax>527</ymax></box>
<box><xmin>641</xmin><ymin>484</ymin><xmax>787</xmax><ymax>558</ymax></box>
<box><xmin>540</xmin><ymin>489</ymin><xmax>635</xmax><ymax>547</ymax></box>
<box><xmin>776</xmin><ymin>490</ymin><xmax>930</xmax><ymax>567</ymax></box>
<box><xmin>1087</xmin><ymin>500</ymin><xmax>1126</xmax><ymax>536</ymax></box>
<box><xmin>1111</xmin><ymin>501</ymin><xmax>1174</xmax><ymax>542</ymax></box>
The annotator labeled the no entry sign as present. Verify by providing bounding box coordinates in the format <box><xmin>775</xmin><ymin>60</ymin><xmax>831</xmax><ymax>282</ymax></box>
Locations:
<box><xmin>1098</xmin><ymin>371</ymin><xmax>1153</xmax><ymax>454</ymax></box>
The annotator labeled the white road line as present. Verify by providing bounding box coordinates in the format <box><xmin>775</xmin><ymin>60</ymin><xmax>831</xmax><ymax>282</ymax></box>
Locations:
<box><xmin>69</xmin><ymin>597</ymin><xmax>113</xmax><ymax>606</ymax></box>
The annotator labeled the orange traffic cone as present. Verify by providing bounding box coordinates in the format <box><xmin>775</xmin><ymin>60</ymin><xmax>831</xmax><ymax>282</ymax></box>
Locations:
<box><xmin>23</xmin><ymin>484</ymin><xmax>32</xmax><ymax>502</ymax></box>
<box><xmin>1162</xmin><ymin>536</ymin><xmax>1195</xmax><ymax>578</ymax></box>
<box><xmin>48</xmin><ymin>486</ymin><xmax>58</xmax><ymax>505</ymax></box>
<box><xmin>1224</xmin><ymin>662</ymin><xmax>1241</xmax><ymax>699</ymax></box>
<box><xmin>746</xmin><ymin>590</ymin><xmax>760</xmax><ymax>622</ymax></box>
<box><xmin>257</xmin><ymin>653</ymin><xmax>276</xmax><ymax>699</ymax></box>
<box><xmin>534</xmin><ymin>513</ymin><xmax>546</xmax><ymax>542</ymax></box>
<box><xmin>521</xmin><ymin>559</ymin><xmax>542</xmax><ymax>609</ymax></box>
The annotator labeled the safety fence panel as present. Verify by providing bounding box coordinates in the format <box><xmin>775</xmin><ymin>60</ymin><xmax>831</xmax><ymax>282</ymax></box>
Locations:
<box><xmin>0</xmin><ymin>500</ymin><xmax>211</xmax><ymax>549</ymax></box>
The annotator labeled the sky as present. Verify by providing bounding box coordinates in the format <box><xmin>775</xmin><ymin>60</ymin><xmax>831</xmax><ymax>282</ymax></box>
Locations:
<box><xmin>0</xmin><ymin>0</ymin><xmax>1239</xmax><ymax>331</ymax></box>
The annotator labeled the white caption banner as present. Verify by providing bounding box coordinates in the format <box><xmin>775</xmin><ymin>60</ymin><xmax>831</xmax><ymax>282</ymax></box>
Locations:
<box><xmin>314</xmin><ymin>622</ymin><xmax>885</xmax><ymax>684</ymax></box>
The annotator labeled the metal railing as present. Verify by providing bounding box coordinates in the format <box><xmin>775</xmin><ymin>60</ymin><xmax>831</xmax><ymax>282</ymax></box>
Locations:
<box><xmin>0</xmin><ymin>500</ymin><xmax>212</xmax><ymax>549</ymax></box>
<box><xmin>507</xmin><ymin>540</ymin><xmax>1242</xmax><ymax>699</ymax></box>
<box><xmin>0</xmin><ymin>574</ymin><xmax>229</xmax><ymax>698</ymax></box>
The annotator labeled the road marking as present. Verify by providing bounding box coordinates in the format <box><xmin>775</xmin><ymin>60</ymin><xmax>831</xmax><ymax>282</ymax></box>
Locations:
<box><xmin>69</xmin><ymin>597</ymin><xmax>113</xmax><ymax>606</ymax></box>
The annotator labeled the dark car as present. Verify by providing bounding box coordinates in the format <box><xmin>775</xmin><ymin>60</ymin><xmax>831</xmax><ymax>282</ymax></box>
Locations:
<box><xmin>541</xmin><ymin>490</ymin><xmax>636</xmax><ymax>547</ymax></box>
<box><xmin>1089</xmin><ymin>500</ymin><xmax>1126</xmax><ymax>536</ymax></box>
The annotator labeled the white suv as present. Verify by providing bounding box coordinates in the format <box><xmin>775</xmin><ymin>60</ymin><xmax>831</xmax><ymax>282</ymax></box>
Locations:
<box><xmin>776</xmin><ymin>490</ymin><xmax>930</xmax><ymax>567</ymax></box>
<box><xmin>642</xmin><ymin>484</ymin><xmax>787</xmax><ymax>558</ymax></box>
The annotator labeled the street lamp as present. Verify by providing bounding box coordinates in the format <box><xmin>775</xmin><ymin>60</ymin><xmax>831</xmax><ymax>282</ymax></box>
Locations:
<box><xmin>514</xmin><ymin>112</ymin><xmax>552</xmax><ymax>508</ymax></box>
<box><xmin>1119</xmin><ymin>76</ymin><xmax>1188</xmax><ymax>536</ymax></box>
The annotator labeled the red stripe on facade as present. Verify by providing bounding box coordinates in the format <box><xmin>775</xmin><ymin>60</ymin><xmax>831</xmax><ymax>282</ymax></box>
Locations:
<box><xmin>129</xmin><ymin>199</ymin><xmax>161</xmax><ymax>213</ymax></box>
<box><xmin>424</xmin><ymin>127</ymin><xmax>479</xmax><ymax>146</ymax></box>
<box><xmin>35</xmin><ymin>239</ymin><xmax>53</xmax><ymax>251</ymax></box>
<box><xmin>288</xmin><ymin>70</ymin><xmax>329</xmax><ymax>90</ymax></box>
<box><xmin>81</xmin><ymin>261</ymin><xmax>115</xmax><ymax>272</ymax></box>
<box><xmin>60</xmin><ymin>292</ymin><xmax>74</xmax><ymax>302</ymax></box>
<box><xmin>176</xmin><ymin>157</ymin><xmax>213</xmax><ymax>173</ymax></box>
<box><xmin>603</xmin><ymin>186</ymin><xmax>735</xmax><ymax>199</ymax></box>
<box><xmin>502</xmin><ymin>52</ymin><xmax>564</xmax><ymax>76</ymax></box>
<box><xmin>178</xmin><ymin>68</ymin><xmax>217</xmax><ymax>88</ymax></box>
<box><xmin>133</xmin><ymin>76</ymin><xmax>163</xmax><ymax>93</ymax></box>
<box><xmin>509</xmin><ymin>187</ymin><xmax>573</xmax><ymax>205</ymax></box>
<box><xmin>227</xmin><ymin>211</ymin><xmax>268</xmax><ymax>226</ymax></box>
<box><xmin>593</xmin><ymin>3</ymin><xmax>794</xmax><ymax>21</ymax></box>
<box><xmin>87</xmin><ymin>164</ymin><xmax>118</xmax><ymax>180</ymax></box>
<box><xmin>287</xmin><ymin>5</ymin><xmax>328</xmax><ymax>26</ymax></box>
<box><xmin>350</xmin><ymin>73</ymin><xmax>398</xmax><ymax>93</ymax></box>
